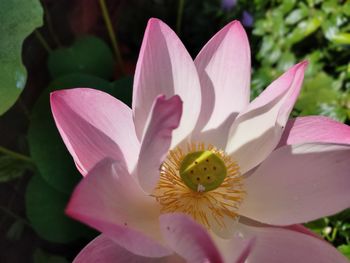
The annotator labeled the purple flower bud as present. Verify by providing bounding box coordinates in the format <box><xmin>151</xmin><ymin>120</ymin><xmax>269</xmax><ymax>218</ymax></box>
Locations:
<box><xmin>242</xmin><ymin>11</ymin><xmax>254</xmax><ymax>27</ymax></box>
<box><xmin>221</xmin><ymin>0</ymin><xmax>237</xmax><ymax>11</ymax></box>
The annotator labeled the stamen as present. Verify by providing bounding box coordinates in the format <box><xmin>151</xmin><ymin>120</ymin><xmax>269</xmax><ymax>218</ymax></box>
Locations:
<box><xmin>153</xmin><ymin>142</ymin><xmax>244</xmax><ymax>231</ymax></box>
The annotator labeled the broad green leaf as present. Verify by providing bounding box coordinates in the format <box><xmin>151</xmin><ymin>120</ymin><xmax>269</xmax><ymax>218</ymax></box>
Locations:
<box><xmin>0</xmin><ymin>0</ymin><xmax>43</xmax><ymax>115</ymax></box>
<box><xmin>110</xmin><ymin>76</ymin><xmax>133</xmax><ymax>106</ymax></box>
<box><xmin>26</xmin><ymin>175</ymin><xmax>95</xmax><ymax>243</ymax></box>
<box><xmin>0</xmin><ymin>155</ymin><xmax>33</xmax><ymax>182</ymax></box>
<box><xmin>33</xmin><ymin>249</ymin><xmax>69</xmax><ymax>263</ymax></box>
<box><xmin>48</xmin><ymin>36</ymin><xmax>115</xmax><ymax>79</ymax></box>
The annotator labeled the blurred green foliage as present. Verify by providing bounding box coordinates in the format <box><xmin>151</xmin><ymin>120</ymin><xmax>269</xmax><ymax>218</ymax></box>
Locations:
<box><xmin>26</xmin><ymin>175</ymin><xmax>94</xmax><ymax>243</ymax></box>
<box><xmin>48</xmin><ymin>36</ymin><xmax>115</xmax><ymax>79</ymax></box>
<box><xmin>33</xmin><ymin>248</ymin><xmax>69</xmax><ymax>263</ymax></box>
<box><xmin>251</xmin><ymin>0</ymin><xmax>350</xmax><ymax>122</ymax></box>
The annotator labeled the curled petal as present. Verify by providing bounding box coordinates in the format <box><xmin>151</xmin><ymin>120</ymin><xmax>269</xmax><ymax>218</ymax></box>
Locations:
<box><xmin>226</xmin><ymin>62</ymin><xmax>308</xmax><ymax>174</ymax></box>
<box><xmin>66</xmin><ymin>158</ymin><xmax>170</xmax><ymax>257</ymax></box>
<box><xmin>133</xmin><ymin>18</ymin><xmax>201</xmax><ymax>147</ymax></box>
<box><xmin>137</xmin><ymin>95</ymin><xmax>182</xmax><ymax>193</ymax></box>
<box><xmin>74</xmin><ymin>235</ymin><xmax>183</xmax><ymax>263</ymax></box>
<box><xmin>50</xmin><ymin>88</ymin><xmax>139</xmax><ymax>175</ymax></box>
<box><xmin>214</xmin><ymin>223</ymin><xmax>348</xmax><ymax>263</ymax></box>
<box><xmin>159</xmin><ymin>213</ymin><xmax>223</xmax><ymax>263</ymax></box>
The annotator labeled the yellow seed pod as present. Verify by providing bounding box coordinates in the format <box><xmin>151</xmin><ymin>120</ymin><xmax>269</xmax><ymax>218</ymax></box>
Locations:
<box><xmin>179</xmin><ymin>150</ymin><xmax>227</xmax><ymax>192</ymax></box>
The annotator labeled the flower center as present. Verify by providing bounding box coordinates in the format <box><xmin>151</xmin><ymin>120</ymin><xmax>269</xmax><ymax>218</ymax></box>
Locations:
<box><xmin>179</xmin><ymin>150</ymin><xmax>227</xmax><ymax>192</ymax></box>
<box><xmin>153</xmin><ymin>142</ymin><xmax>244</xmax><ymax>231</ymax></box>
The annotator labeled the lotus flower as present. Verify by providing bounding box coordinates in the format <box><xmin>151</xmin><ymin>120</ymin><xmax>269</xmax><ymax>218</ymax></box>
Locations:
<box><xmin>50</xmin><ymin>18</ymin><xmax>350</xmax><ymax>262</ymax></box>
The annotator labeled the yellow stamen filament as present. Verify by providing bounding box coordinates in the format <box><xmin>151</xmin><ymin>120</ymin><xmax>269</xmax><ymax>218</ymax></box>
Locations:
<box><xmin>153</xmin><ymin>142</ymin><xmax>245</xmax><ymax>230</ymax></box>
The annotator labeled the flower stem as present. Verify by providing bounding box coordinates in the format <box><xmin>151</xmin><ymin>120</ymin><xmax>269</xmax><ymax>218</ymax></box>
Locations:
<box><xmin>0</xmin><ymin>146</ymin><xmax>33</xmax><ymax>164</ymax></box>
<box><xmin>98</xmin><ymin>0</ymin><xmax>125</xmax><ymax>75</ymax></box>
<box><xmin>0</xmin><ymin>206</ymin><xmax>31</xmax><ymax>227</ymax></box>
<box><xmin>176</xmin><ymin>0</ymin><xmax>185</xmax><ymax>36</ymax></box>
<box><xmin>34</xmin><ymin>29</ymin><xmax>52</xmax><ymax>53</ymax></box>
<box><xmin>42</xmin><ymin>0</ymin><xmax>62</xmax><ymax>47</ymax></box>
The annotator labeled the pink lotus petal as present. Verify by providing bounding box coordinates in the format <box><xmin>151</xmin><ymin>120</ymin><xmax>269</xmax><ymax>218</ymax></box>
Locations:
<box><xmin>214</xmin><ymin>223</ymin><xmax>348</xmax><ymax>263</ymax></box>
<box><xmin>233</xmin><ymin>237</ymin><xmax>256</xmax><ymax>263</ymax></box>
<box><xmin>278</xmin><ymin>116</ymin><xmax>350</xmax><ymax>147</ymax></box>
<box><xmin>192</xmin><ymin>113</ymin><xmax>237</xmax><ymax>150</ymax></box>
<box><xmin>194</xmin><ymin>20</ymin><xmax>250</xmax><ymax>133</ymax></box>
<box><xmin>50</xmin><ymin>88</ymin><xmax>139</xmax><ymax>175</ymax></box>
<box><xmin>137</xmin><ymin>95</ymin><xmax>182</xmax><ymax>193</ymax></box>
<box><xmin>133</xmin><ymin>18</ymin><xmax>201</xmax><ymax>147</ymax></box>
<box><xmin>244</xmin><ymin>224</ymin><xmax>349</xmax><ymax>263</ymax></box>
<box><xmin>239</xmin><ymin>217</ymin><xmax>322</xmax><ymax>240</ymax></box>
<box><xmin>238</xmin><ymin>143</ymin><xmax>350</xmax><ymax>225</ymax></box>
<box><xmin>226</xmin><ymin>62</ymin><xmax>308</xmax><ymax>174</ymax></box>
<box><xmin>66</xmin><ymin>158</ymin><xmax>171</xmax><ymax>257</ymax></box>
<box><xmin>74</xmin><ymin>234</ymin><xmax>183</xmax><ymax>263</ymax></box>
<box><xmin>283</xmin><ymin>224</ymin><xmax>323</xmax><ymax>241</ymax></box>
<box><xmin>159</xmin><ymin>213</ymin><xmax>223</xmax><ymax>263</ymax></box>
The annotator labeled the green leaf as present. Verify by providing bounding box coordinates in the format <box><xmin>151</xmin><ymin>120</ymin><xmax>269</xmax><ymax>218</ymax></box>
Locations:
<box><xmin>304</xmin><ymin>218</ymin><xmax>328</xmax><ymax>235</ymax></box>
<box><xmin>26</xmin><ymin>175</ymin><xmax>95</xmax><ymax>243</ymax></box>
<box><xmin>0</xmin><ymin>155</ymin><xmax>33</xmax><ymax>183</ymax></box>
<box><xmin>295</xmin><ymin>72</ymin><xmax>343</xmax><ymax>120</ymax></box>
<box><xmin>33</xmin><ymin>248</ymin><xmax>69</xmax><ymax>263</ymax></box>
<box><xmin>279</xmin><ymin>0</ymin><xmax>296</xmax><ymax>14</ymax></box>
<box><xmin>28</xmin><ymin>95</ymin><xmax>80</xmax><ymax>194</ymax></box>
<box><xmin>48</xmin><ymin>36</ymin><xmax>115</xmax><ymax>79</ymax></box>
<box><xmin>318</xmin><ymin>104</ymin><xmax>348</xmax><ymax>122</ymax></box>
<box><xmin>0</xmin><ymin>0</ymin><xmax>43</xmax><ymax>115</ymax></box>
<box><xmin>330</xmin><ymin>33</ymin><xmax>350</xmax><ymax>45</ymax></box>
<box><xmin>304</xmin><ymin>51</ymin><xmax>324</xmax><ymax>77</ymax></box>
<box><xmin>276</xmin><ymin>52</ymin><xmax>296</xmax><ymax>71</ymax></box>
<box><xmin>287</xmin><ymin>13</ymin><xmax>323</xmax><ymax>45</ymax></box>
<box><xmin>338</xmin><ymin>245</ymin><xmax>350</xmax><ymax>259</ymax></box>
<box><xmin>343</xmin><ymin>2</ymin><xmax>350</xmax><ymax>16</ymax></box>
<box><xmin>110</xmin><ymin>76</ymin><xmax>133</xmax><ymax>106</ymax></box>
<box><xmin>322</xmin><ymin>0</ymin><xmax>339</xmax><ymax>14</ymax></box>
<box><xmin>285</xmin><ymin>9</ymin><xmax>307</xmax><ymax>25</ymax></box>
<box><xmin>251</xmin><ymin>67</ymin><xmax>276</xmax><ymax>100</ymax></box>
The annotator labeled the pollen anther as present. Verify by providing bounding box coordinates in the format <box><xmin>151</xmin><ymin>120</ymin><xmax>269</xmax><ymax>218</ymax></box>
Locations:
<box><xmin>153</xmin><ymin>142</ymin><xmax>244</xmax><ymax>231</ymax></box>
